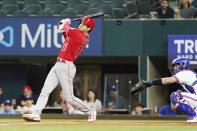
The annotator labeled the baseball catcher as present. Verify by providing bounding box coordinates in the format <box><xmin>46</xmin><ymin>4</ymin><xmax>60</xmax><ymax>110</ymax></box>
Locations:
<box><xmin>132</xmin><ymin>57</ymin><xmax>197</xmax><ymax>123</ymax></box>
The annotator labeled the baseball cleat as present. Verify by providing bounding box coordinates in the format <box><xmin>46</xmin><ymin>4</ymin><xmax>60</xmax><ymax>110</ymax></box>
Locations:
<box><xmin>22</xmin><ymin>114</ymin><xmax>41</xmax><ymax>122</ymax></box>
<box><xmin>88</xmin><ymin>110</ymin><xmax>97</xmax><ymax>122</ymax></box>
<box><xmin>187</xmin><ymin>116</ymin><xmax>197</xmax><ymax>123</ymax></box>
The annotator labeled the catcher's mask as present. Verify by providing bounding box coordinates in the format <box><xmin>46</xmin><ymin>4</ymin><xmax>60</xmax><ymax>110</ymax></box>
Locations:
<box><xmin>170</xmin><ymin>57</ymin><xmax>190</xmax><ymax>75</ymax></box>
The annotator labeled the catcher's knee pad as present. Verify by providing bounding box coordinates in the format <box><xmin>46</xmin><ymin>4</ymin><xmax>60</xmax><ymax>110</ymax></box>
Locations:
<box><xmin>170</xmin><ymin>90</ymin><xmax>183</xmax><ymax>105</ymax></box>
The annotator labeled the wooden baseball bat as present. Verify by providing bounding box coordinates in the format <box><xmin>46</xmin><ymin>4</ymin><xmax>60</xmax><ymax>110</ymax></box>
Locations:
<box><xmin>71</xmin><ymin>12</ymin><xmax>104</xmax><ymax>22</ymax></box>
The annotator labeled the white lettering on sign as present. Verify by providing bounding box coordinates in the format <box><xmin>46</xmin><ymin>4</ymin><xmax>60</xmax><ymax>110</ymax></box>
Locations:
<box><xmin>21</xmin><ymin>24</ymin><xmax>62</xmax><ymax>48</ymax></box>
<box><xmin>174</xmin><ymin>39</ymin><xmax>197</xmax><ymax>54</ymax></box>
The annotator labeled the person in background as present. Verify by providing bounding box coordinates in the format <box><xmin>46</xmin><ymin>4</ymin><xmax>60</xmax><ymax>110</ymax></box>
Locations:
<box><xmin>15</xmin><ymin>85</ymin><xmax>37</xmax><ymax>110</ymax></box>
<box><xmin>0</xmin><ymin>100</ymin><xmax>16</xmax><ymax>115</ymax></box>
<box><xmin>56</xmin><ymin>90</ymin><xmax>84</xmax><ymax>115</ymax></box>
<box><xmin>156</xmin><ymin>0</ymin><xmax>175</xmax><ymax>18</ymax></box>
<box><xmin>159</xmin><ymin>104</ymin><xmax>176</xmax><ymax>116</ymax></box>
<box><xmin>22</xmin><ymin>96</ymin><xmax>36</xmax><ymax>114</ymax></box>
<box><xmin>106</xmin><ymin>85</ymin><xmax>127</xmax><ymax>110</ymax></box>
<box><xmin>84</xmin><ymin>89</ymin><xmax>102</xmax><ymax>113</ymax></box>
<box><xmin>131</xmin><ymin>103</ymin><xmax>145</xmax><ymax>115</ymax></box>
<box><xmin>174</xmin><ymin>8</ymin><xmax>182</xmax><ymax>18</ymax></box>
<box><xmin>0</xmin><ymin>87</ymin><xmax>5</xmax><ymax>108</ymax></box>
<box><xmin>179</xmin><ymin>0</ymin><xmax>196</xmax><ymax>18</ymax></box>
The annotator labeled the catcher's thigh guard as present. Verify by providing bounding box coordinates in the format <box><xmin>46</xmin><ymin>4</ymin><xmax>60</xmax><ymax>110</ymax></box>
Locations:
<box><xmin>170</xmin><ymin>90</ymin><xmax>183</xmax><ymax>105</ymax></box>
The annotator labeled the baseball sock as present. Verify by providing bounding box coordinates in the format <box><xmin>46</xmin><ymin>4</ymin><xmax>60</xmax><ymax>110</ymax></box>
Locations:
<box><xmin>177</xmin><ymin>103</ymin><xmax>196</xmax><ymax>117</ymax></box>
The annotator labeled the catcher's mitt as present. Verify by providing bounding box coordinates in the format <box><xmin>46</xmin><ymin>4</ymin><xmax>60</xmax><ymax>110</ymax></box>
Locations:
<box><xmin>131</xmin><ymin>80</ymin><xmax>153</xmax><ymax>95</ymax></box>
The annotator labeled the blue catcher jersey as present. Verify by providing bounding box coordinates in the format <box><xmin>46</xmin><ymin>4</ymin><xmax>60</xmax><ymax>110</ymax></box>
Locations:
<box><xmin>173</xmin><ymin>70</ymin><xmax>197</xmax><ymax>94</ymax></box>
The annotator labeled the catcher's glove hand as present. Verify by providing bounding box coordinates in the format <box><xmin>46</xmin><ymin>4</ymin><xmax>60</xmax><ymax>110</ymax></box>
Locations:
<box><xmin>131</xmin><ymin>80</ymin><xmax>153</xmax><ymax>95</ymax></box>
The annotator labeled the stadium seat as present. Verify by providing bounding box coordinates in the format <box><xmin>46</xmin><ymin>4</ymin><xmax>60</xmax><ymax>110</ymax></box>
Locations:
<box><xmin>113</xmin><ymin>8</ymin><xmax>126</xmax><ymax>18</ymax></box>
<box><xmin>98</xmin><ymin>4</ymin><xmax>113</xmax><ymax>17</ymax></box>
<box><xmin>45</xmin><ymin>0</ymin><xmax>61</xmax><ymax>4</ymax></box>
<box><xmin>3</xmin><ymin>0</ymin><xmax>17</xmax><ymax>5</ymax></box>
<box><xmin>45</xmin><ymin>0</ymin><xmax>61</xmax><ymax>9</ymax></box>
<box><xmin>83</xmin><ymin>0</ymin><xmax>89</xmax><ymax>2</ymax></box>
<box><xmin>75</xmin><ymin>14</ymin><xmax>84</xmax><ymax>18</ymax></box>
<box><xmin>84</xmin><ymin>8</ymin><xmax>98</xmax><ymax>14</ymax></box>
<box><xmin>82</xmin><ymin>0</ymin><xmax>89</xmax><ymax>4</ymax></box>
<box><xmin>24</xmin><ymin>0</ymin><xmax>39</xmax><ymax>6</ymax></box>
<box><xmin>136</xmin><ymin>0</ymin><xmax>150</xmax><ymax>14</ymax></box>
<box><xmin>74</xmin><ymin>3</ymin><xmax>88</xmax><ymax>15</ymax></box>
<box><xmin>0</xmin><ymin>11</ymin><xmax>5</xmax><ymax>16</ymax></box>
<box><xmin>39</xmin><ymin>10</ymin><xmax>53</xmax><ymax>16</ymax></box>
<box><xmin>67</xmin><ymin>0</ymin><xmax>82</xmax><ymax>8</ymax></box>
<box><xmin>61</xmin><ymin>0</ymin><xmax>68</xmax><ymax>4</ymax></box>
<box><xmin>14</xmin><ymin>10</ymin><xmax>28</xmax><ymax>16</ymax></box>
<box><xmin>192</xmin><ymin>0</ymin><xmax>197</xmax><ymax>8</ymax></box>
<box><xmin>123</xmin><ymin>1</ymin><xmax>138</xmax><ymax>15</ymax></box>
<box><xmin>17</xmin><ymin>0</ymin><xmax>24</xmax><ymax>4</ymax></box>
<box><xmin>39</xmin><ymin>0</ymin><xmax>45</xmax><ymax>9</ymax></box>
<box><xmin>17</xmin><ymin>0</ymin><xmax>25</xmax><ymax>10</ymax></box>
<box><xmin>89</xmin><ymin>0</ymin><xmax>104</xmax><ymax>8</ymax></box>
<box><xmin>111</xmin><ymin>0</ymin><xmax>124</xmax><ymax>8</ymax></box>
<box><xmin>0</xmin><ymin>3</ymin><xmax>2</xmax><ymax>10</ymax></box>
<box><xmin>1</xmin><ymin>4</ymin><xmax>19</xmax><ymax>16</ymax></box>
<box><xmin>61</xmin><ymin>9</ymin><xmax>76</xmax><ymax>18</ymax></box>
<box><xmin>49</xmin><ymin>4</ymin><xmax>65</xmax><ymax>16</ymax></box>
<box><xmin>39</xmin><ymin>0</ymin><xmax>45</xmax><ymax>4</ymax></box>
<box><xmin>23</xmin><ymin>4</ymin><xmax>42</xmax><ymax>16</ymax></box>
<box><xmin>60</xmin><ymin>0</ymin><xmax>68</xmax><ymax>8</ymax></box>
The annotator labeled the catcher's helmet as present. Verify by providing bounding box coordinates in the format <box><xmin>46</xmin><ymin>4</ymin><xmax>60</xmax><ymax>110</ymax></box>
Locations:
<box><xmin>82</xmin><ymin>16</ymin><xmax>95</xmax><ymax>29</ymax></box>
<box><xmin>170</xmin><ymin>57</ymin><xmax>190</xmax><ymax>75</ymax></box>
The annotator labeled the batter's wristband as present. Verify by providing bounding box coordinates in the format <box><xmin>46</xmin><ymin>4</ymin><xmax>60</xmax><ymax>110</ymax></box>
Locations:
<box><xmin>151</xmin><ymin>79</ymin><xmax>162</xmax><ymax>85</ymax></box>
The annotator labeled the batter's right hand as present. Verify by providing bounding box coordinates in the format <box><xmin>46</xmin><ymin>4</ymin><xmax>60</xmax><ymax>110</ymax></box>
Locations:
<box><xmin>58</xmin><ymin>18</ymin><xmax>71</xmax><ymax>31</ymax></box>
<box><xmin>64</xmin><ymin>18</ymin><xmax>71</xmax><ymax>25</ymax></box>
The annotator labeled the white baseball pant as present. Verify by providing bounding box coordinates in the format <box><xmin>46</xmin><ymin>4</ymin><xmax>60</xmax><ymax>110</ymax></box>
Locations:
<box><xmin>33</xmin><ymin>61</ymin><xmax>93</xmax><ymax>116</ymax></box>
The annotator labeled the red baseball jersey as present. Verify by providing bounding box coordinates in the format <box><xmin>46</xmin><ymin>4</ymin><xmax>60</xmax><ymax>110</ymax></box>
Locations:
<box><xmin>58</xmin><ymin>22</ymin><xmax>89</xmax><ymax>62</ymax></box>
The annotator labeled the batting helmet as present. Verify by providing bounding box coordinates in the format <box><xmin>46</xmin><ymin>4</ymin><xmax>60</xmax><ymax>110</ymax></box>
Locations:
<box><xmin>170</xmin><ymin>57</ymin><xmax>190</xmax><ymax>75</ymax></box>
<box><xmin>82</xmin><ymin>16</ymin><xmax>95</xmax><ymax>29</ymax></box>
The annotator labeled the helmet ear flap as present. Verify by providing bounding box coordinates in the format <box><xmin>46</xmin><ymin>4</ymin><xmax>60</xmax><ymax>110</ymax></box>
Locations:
<box><xmin>181</xmin><ymin>59</ymin><xmax>190</xmax><ymax>69</ymax></box>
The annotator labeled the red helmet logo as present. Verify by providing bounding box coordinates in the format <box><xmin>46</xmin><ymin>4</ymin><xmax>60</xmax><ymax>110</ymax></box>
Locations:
<box><xmin>82</xmin><ymin>16</ymin><xmax>95</xmax><ymax>29</ymax></box>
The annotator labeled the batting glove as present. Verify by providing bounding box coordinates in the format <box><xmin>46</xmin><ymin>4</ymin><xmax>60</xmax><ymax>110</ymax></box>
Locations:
<box><xmin>64</xmin><ymin>18</ymin><xmax>71</xmax><ymax>25</ymax></box>
<box><xmin>58</xmin><ymin>18</ymin><xmax>71</xmax><ymax>31</ymax></box>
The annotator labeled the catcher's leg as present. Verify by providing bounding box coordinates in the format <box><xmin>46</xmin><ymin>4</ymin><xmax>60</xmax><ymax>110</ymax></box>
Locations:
<box><xmin>170</xmin><ymin>91</ymin><xmax>197</xmax><ymax>122</ymax></box>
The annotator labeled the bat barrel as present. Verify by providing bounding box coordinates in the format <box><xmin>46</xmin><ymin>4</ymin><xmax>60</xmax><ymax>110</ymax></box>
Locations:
<box><xmin>71</xmin><ymin>12</ymin><xmax>104</xmax><ymax>22</ymax></box>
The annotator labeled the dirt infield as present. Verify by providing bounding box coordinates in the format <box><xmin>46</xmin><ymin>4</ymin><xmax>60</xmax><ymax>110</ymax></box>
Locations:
<box><xmin>0</xmin><ymin>117</ymin><xmax>197</xmax><ymax>131</ymax></box>
<box><xmin>0</xmin><ymin>119</ymin><xmax>186</xmax><ymax>126</ymax></box>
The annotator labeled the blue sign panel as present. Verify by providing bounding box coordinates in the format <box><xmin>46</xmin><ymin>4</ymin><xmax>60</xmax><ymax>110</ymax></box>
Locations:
<box><xmin>168</xmin><ymin>35</ymin><xmax>197</xmax><ymax>65</ymax></box>
<box><xmin>0</xmin><ymin>17</ymin><xmax>103</xmax><ymax>56</ymax></box>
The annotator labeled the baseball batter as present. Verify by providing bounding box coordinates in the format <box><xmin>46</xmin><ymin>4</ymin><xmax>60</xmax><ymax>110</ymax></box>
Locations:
<box><xmin>133</xmin><ymin>57</ymin><xmax>197</xmax><ymax>123</ymax></box>
<box><xmin>23</xmin><ymin>16</ymin><xmax>96</xmax><ymax>122</ymax></box>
